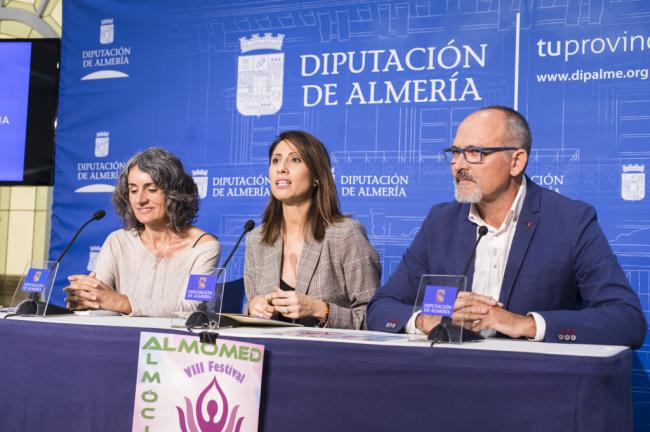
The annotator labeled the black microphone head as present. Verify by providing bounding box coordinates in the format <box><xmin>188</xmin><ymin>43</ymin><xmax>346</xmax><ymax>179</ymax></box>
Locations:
<box><xmin>478</xmin><ymin>226</ymin><xmax>488</xmax><ymax>236</ymax></box>
<box><xmin>16</xmin><ymin>299</ymin><xmax>38</xmax><ymax>315</ymax></box>
<box><xmin>93</xmin><ymin>210</ymin><xmax>106</xmax><ymax>220</ymax></box>
<box><xmin>243</xmin><ymin>219</ymin><xmax>255</xmax><ymax>232</ymax></box>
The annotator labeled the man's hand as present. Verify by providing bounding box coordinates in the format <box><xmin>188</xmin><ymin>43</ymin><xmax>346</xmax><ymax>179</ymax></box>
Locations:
<box><xmin>473</xmin><ymin>306</ymin><xmax>537</xmax><ymax>339</ymax></box>
<box><xmin>415</xmin><ymin>314</ymin><xmax>442</xmax><ymax>334</ymax></box>
<box><xmin>415</xmin><ymin>292</ymin><xmax>501</xmax><ymax>333</ymax></box>
<box><xmin>452</xmin><ymin>291</ymin><xmax>502</xmax><ymax>322</ymax></box>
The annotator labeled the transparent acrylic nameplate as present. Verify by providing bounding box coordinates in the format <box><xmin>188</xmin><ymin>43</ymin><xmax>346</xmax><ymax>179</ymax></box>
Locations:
<box><xmin>6</xmin><ymin>261</ymin><xmax>60</xmax><ymax>316</ymax></box>
<box><xmin>171</xmin><ymin>267</ymin><xmax>226</xmax><ymax>329</ymax></box>
<box><xmin>408</xmin><ymin>274</ymin><xmax>468</xmax><ymax>343</ymax></box>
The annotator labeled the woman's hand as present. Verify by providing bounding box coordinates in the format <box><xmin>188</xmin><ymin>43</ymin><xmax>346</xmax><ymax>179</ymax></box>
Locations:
<box><xmin>63</xmin><ymin>272</ymin><xmax>132</xmax><ymax>314</ymax></box>
<box><xmin>270</xmin><ymin>287</ymin><xmax>328</xmax><ymax>321</ymax></box>
<box><xmin>248</xmin><ymin>293</ymin><xmax>275</xmax><ymax>319</ymax></box>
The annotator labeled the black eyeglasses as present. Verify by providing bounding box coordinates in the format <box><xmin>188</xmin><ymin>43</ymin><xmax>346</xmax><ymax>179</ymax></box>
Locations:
<box><xmin>443</xmin><ymin>146</ymin><xmax>520</xmax><ymax>164</ymax></box>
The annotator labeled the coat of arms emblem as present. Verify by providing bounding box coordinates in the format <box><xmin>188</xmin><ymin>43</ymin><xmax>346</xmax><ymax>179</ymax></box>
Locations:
<box><xmin>95</xmin><ymin>131</ymin><xmax>109</xmax><ymax>157</ymax></box>
<box><xmin>192</xmin><ymin>169</ymin><xmax>209</xmax><ymax>199</ymax></box>
<box><xmin>621</xmin><ymin>164</ymin><xmax>645</xmax><ymax>201</ymax></box>
<box><xmin>100</xmin><ymin>18</ymin><xmax>114</xmax><ymax>45</ymax></box>
<box><xmin>236</xmin><ymin>33</ymin><xmax>285</xmax><ymax>116</ymax></box>
<box><xmin>87</xmin><ymin>246</ymin><xmax>101</xmax><ymax>272</ymax></box>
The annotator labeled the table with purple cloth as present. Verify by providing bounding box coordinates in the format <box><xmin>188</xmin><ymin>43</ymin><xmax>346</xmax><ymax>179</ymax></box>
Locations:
<box><xmin>0</xmin><ymin>315</ymin><xmax>632</xmax><ymax>431</ymax></box>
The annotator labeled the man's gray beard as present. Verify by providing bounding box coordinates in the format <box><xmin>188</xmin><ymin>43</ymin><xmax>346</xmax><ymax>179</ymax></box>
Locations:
<box><xmin>454</xmin><ymin>182</ymin><xmax>483</xmax><ymax>203</ymax></box>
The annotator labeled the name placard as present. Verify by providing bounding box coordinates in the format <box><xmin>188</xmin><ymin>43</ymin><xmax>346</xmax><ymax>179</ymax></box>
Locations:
<box><xmin>421</xmin><ymin>285</ymin><xmax>458</xmax><ymax>317</ymax></box>
<box><xmin>20</xmin><ymin>268</ymin><xmax>51</xmax><ymax>293</ymax></box>
<box><xmin>184</xmin><ymin>274</ymin><xmax>217</xmax><ymax>301</ymax></box>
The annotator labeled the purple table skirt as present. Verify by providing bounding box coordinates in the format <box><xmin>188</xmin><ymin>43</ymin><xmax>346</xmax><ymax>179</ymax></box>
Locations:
<box><xmin>0</xmin><ymin>319</ymin><xmax>632</xmax><ymax>431</ymax></box>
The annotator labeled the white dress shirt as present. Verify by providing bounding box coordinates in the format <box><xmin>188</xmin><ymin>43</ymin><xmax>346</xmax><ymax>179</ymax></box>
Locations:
<box><xmin>407</xmin><ymin>177</ymin><xmax>546</xmax><ymax>340</ymax></box>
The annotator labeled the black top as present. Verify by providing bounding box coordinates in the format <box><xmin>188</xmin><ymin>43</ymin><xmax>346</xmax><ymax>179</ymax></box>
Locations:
<box><xmin>280</xmin><ymin>279</ymin><xmax>295</xmax><ymax>291</ymax></box>
<box><xmin>276</xmin><ymin>279</ymin><xmax>317</xmax><ymax>326</ymax></box>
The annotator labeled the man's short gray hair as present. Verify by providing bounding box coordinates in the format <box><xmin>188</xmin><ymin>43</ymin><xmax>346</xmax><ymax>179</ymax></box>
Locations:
<box><xmin>481</xmin><ymin>105</ymin><xmax>532</xmax><ymax>154</ymax></box>
<box><xmin>112</xmin><ymin>147</ymin><xmax>199</xmax><ymax>233</ymax></box>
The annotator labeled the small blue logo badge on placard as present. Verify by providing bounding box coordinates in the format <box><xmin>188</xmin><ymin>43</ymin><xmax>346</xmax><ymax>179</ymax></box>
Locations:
<box><xmin>21</xmin><ymin>268</ymin><xmax>51</xmax><ymax>293</ymax></box>
<box><xmin>421</xmin><ymin>285</ymin><xmax>458</xmax><ymax>317</ymax></box>
<box><xmin>185</xmin><ymin>274</ymin><xmax>217</xmax><ymax>301</ymax></box>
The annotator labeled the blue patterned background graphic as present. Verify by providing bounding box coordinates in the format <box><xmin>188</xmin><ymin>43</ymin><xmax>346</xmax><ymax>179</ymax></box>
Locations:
<box><xmin>51</xmin><ymin>2</ymin><xmax>650</xmax><ymax>427</ymax></box>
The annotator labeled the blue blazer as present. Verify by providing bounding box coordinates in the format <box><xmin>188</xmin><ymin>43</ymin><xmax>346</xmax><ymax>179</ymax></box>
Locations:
<box><xmin>367</xmin><ymin>179</ymin><xmax>646</xmax><ymax>348</ymax></box>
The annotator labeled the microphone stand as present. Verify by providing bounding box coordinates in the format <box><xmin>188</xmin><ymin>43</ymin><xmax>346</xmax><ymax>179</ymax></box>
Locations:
<box><xmin>185</xmin><ymin>220</ymin><xmax>255</xmax><ymax>335</ymax></box>
<box><xmin>428</xmin><ymin>226</ymin><xmax>488</xmax><ymax>344</ymax></box>
<box><xmin>15</xmin><ymin>210</ymin><xmax>106</xmax><ymax>316</ymax></box>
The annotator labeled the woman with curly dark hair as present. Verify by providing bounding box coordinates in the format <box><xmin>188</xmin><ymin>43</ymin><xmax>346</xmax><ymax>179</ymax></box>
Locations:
<box><xmin>64</xmin><ymin>147</ymin><xmax>220</xmax><ymax>317</ymax></box>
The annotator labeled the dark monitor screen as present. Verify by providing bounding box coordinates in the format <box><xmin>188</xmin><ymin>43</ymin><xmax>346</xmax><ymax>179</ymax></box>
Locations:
<box><xmin>0</xmin><ymin>39</ymin><xmax>59</xmax><ymax>186</ymax></box>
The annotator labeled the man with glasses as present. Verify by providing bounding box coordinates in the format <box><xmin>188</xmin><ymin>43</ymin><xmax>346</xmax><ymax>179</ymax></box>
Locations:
<box><xmin>367</xmin><ymin>106</ymin><xmax>646</xmax><ymax>347</ymax></box>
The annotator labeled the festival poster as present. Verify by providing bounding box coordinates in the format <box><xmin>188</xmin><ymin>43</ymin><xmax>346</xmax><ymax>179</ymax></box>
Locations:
<box><xmin>132</xmin><ymin>332</ymin><xmax>264</xmax><ymax>432</ymax></box>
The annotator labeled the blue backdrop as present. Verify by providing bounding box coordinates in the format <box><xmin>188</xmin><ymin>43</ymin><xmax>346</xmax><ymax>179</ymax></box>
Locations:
<box><xmin>50</xmin><ymin>1</ymin><xmax>650</xmax><ymax>428</ymax></box>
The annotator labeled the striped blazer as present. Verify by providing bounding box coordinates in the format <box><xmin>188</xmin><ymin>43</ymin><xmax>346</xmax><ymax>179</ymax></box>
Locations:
<box><xmin>244</xmin><ymin>218</ymin><xmax>381</xmax><ymax>329</ymax></box>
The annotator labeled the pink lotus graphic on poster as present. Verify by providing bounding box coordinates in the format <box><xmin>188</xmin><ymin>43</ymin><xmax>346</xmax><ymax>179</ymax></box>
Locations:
<box><xmin>177</xmin><ymin>377</ymin><xmax>244</xmax><ymax>432</ymax></box>
<box><xmin>132</xmin><ymin>332</ymin><xmax>264</xmax><ymax>432</ymax></box>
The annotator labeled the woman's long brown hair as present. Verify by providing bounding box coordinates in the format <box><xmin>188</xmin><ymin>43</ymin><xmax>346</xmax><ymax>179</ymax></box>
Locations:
<box><xmin>261</xmin><ymin>130</ymin><xmax>344</xmax><ymax>245</ymax></box>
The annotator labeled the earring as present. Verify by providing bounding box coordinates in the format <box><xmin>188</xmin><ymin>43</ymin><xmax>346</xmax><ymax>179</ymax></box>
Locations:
<box><xmin>313</xmin><ymin>179</ymin><xmax>319</xmax><ymax>187</ymax></box>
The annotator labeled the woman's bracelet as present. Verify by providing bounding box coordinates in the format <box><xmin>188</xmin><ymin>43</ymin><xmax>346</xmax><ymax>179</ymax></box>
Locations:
<box><xmin>317</xmin><ymin>300</ymin><xmax>330</xmax><ymax>327</ymax></box>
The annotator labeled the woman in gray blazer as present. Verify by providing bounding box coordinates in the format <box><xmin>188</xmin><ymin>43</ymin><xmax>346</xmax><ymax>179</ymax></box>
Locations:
<box><xmin>245</xmin><ymin>130</ymin><xmax>380</xmax><ymax>329</ymax></box>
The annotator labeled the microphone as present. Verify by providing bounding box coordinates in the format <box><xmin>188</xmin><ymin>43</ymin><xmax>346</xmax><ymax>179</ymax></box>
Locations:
<box><xmin>186</xmin><ymin>220</ymin><xmax>256</xmax><ymax>329</ymax></box>
<box><xmin>16</xmin><ymin>210</ymin><xmax>106</xmax><ymax>316</ymax></box>
<box><xmin>429</xmin><ymin>225</ymin><xmax>488</xmax><ymax>344</ymax></box>
<box><xmin>217</xmin><ymin>219</ymin><xmax>255</xmax><ymax>278</ymax></box>
<box><xmin>55</xmin><ymin>209</ymin><xmax>106</xmax><ymax>264</ymax></box>
<box><xmin>461</xmin><ymin>225</ymin><xmax>488</xmax><ymax>276</ymax></box>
